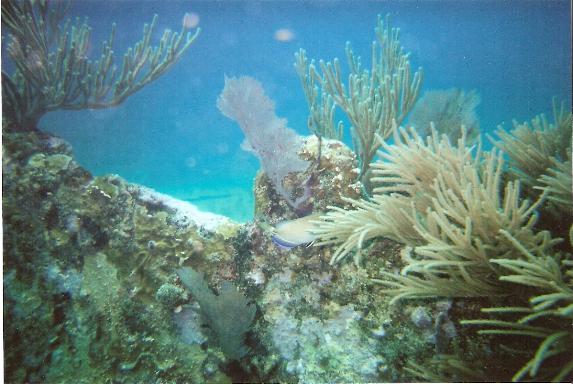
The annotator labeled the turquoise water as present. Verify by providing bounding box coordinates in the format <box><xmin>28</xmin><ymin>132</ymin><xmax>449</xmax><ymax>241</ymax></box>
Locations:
<box><xmin>40</xmin><ymin>0</ymin><xmax>572</xmax><ymax>222</ymax></box>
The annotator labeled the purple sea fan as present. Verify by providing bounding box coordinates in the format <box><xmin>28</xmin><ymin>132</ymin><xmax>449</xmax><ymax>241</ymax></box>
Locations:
<box><xmin>217</xmin><ymin>76</ymin><xmax>310</xmax><ymax>209</ymax></box>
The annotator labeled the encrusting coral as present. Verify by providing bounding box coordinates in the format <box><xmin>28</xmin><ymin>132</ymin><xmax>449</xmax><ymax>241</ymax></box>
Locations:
<box><xmin>3</xmin><ymin>130</ymin><xmax>238</xmax><ymax>383</ymax></box>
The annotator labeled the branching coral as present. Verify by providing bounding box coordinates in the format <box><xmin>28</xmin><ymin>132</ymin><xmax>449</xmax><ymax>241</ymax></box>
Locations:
<box><xmin>313</xmin><ymin>101</ymin><xmax>572</xmax><ymax>381</ymax></box>
<box><xmin>313</xmin><ymin>124</ymin><xmax>560</xmax><ymax>300</ymax></box>
<box><xmin>535</xmin><ymin>156</ymin><xmax>572</xmax><ymax>212</ymax></box>
<box><xmin>405</xmin><ymin>354</ymin><xmax>486</xmax><ymax>382</ymax></box>
<box><xmin>295</xmin><ymin>49</ymin><xmax>343</xmax><ymax>141</ymax></box>
<box><xmin>311</xmin><ymin>122</ymin><xmax>473</xmax><ymax>264</ymax></box>
<box><xmin>299</xmin><ymin>15</ymin><xmax>423</xmax><ymax>184</ymax></box>
<box><xmin>461</xmin><ymin>231</ymin><xmax>573</xmax><ymax>382</ymax></box>
<box><xmin>2</xmin><ymin>0</ymin><xmax>200</xmax><ymax>130</ymax></box>
<box><xmin>491</xmin><ymin>99</ymin><xmax>572</xmax><ymax>190</ymax></box>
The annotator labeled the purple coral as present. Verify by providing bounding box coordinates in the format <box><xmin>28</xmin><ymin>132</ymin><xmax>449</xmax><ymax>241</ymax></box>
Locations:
<box><xmin>217</xmin><ymin>76</ymin><xmax>310</xmax><ymax>210</ymax></box>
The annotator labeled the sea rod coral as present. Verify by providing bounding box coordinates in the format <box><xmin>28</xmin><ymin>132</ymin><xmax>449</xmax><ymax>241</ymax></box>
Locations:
<box><xmin>1</xmin><ymin>0</ymin><xmax>200</xmax><ymax>130</ymax></box>
<box><xmin>299</xmin><ymin>14</ymin><xmax>423</xmax><ymax>186</ymax></box>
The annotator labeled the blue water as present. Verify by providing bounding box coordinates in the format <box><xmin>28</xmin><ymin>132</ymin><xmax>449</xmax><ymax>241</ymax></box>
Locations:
<box><xmin>40</xmin><ymin>0</ymin><xmax>572</xmax><ymax>222</ymax></box>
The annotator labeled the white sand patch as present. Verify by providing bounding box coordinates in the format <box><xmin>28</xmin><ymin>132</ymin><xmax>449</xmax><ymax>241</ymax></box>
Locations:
<box><xmin>136</xmin><ymin>186</ymin><xmax>236</xmax><ymax>232</ymax></box>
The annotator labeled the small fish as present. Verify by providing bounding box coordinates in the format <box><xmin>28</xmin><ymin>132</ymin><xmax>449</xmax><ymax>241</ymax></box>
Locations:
<box><xmin>271</xmin><ymin>214</ymin><xmax>321</xmax><ymax>250</ymax></box>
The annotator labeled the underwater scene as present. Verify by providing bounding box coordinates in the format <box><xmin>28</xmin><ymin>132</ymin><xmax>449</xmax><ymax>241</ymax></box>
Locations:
<box><xmin>2</xmin><ymin>0</ymin><xmax>572</xmax><ymax>382</ymax></box>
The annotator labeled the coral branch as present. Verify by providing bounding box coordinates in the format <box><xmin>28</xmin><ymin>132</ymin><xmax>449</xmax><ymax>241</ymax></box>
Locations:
<box><xmin>1</xmin><ymin>0</ymin><xmax>200</xmax><ymax>130</ymax></box>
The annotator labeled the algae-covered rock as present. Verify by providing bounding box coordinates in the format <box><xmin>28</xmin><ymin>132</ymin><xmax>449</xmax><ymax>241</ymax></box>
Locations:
<box><xmin>259</xmin><ymin>269</ymin><xmax>385</xmax><ymax>382</ymax></box>
<box><xmin>254</xmin><ymin>135</ymin><xmax>362</xmax><ymax>221</ymax></box>
<box><xmin>156</xmin><ymin>283</ymin><xmax>188</xmax><ymax>307</ymax></box>
<box><xmin>2</xmin><ymin>117</ymin><xmax>460</xmax><ymax>383</ymax></box>
<box><xmin>298</xmin><ymin>136</ymin><xmax>363</xmax><ymax>210</ymax></box>
<box><xmin>3</xmin><ymin>130</ymin><xmax>236</xmax><ymax>383</ymax></box>
<box><xmin>27</xmin><ymin>153</ymin><xmax>72</xmax><ymax>173</ymax></box>
<box><xmin>87</xmin><ymin>175</ymin><xmax>122</xmax><ymax>200</ymax></box>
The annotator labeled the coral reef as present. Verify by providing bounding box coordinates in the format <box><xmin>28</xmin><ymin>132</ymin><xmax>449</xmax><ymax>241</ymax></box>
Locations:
<box><xmin>3</xmin><ymin>7</ymin><xmax>571</xmax><ymax>383</ymax></box>
<box><xmin>243</xmin><ymin>234</ymin><xmax>438</xmax><ymax>383</ymax></box>
<box><xmin>2</xmin><ymin>129</ymin><xmax>239</xmax><ymax>383</ymax></box>
<box><xmin>5</xmin><ymin>124</ymin><xmax>431</xmax><ymax>382</ymax></box>
<box><xmin>311</xmin><ymin>103</ymin><xmax>573</xmax><ymax>381</ymax></box>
